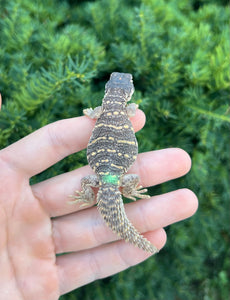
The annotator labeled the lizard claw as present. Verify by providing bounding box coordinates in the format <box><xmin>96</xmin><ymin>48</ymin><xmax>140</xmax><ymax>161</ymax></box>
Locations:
<box><xmin>123</xmin><ymin>186</ymin><xmax>150</xmax><ymax>200</ymax></box>
<box><xmin>121</xmin><ymin>175</ymin><xmax>151</xmax><ymax>201</ymax></box>
<box><xmin>69</xmin><ymin>190</ymin><xmax>95</xmax><ymax>207</ymax></box>
<box><xmin>136</xmin><ymin>186</ymin><xmax>150</xmax><ymax>197</ymax></box>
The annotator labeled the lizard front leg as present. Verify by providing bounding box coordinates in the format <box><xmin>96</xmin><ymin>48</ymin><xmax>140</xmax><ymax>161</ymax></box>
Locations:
<box><xmin>83</xmin><ymin>106</ymin><xmax>102</xmax><ymax>119</ymax></box>
<box><xmin>70</xmin><ymin>175</ymin><xmax>99</xmax><ymax>207</ymax></box>
<box><xmin>126</xmin><ymin>103</ymin><xmax>138</xmax><ymax>117</ymax></box>
<box><xmin>121</xmin><ymin>174</ymin><xmax>150</xmax><ymax>201</ymax></box>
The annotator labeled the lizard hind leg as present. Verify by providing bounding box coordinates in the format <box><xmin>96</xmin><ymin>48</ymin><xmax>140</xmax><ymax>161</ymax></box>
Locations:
<box><xmin>69</xmin><ymin>175</ymin><xmax>99</xmax><ymax>207</ymax></box>
<box><xmin>121</xmin><ymin>174</ymin><xmax>150</xmax><ymax>201</ymax></box>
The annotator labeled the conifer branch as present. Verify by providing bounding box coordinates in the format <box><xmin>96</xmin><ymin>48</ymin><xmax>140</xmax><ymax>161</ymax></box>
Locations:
<box><xmin>187</xmin><ymin>104</ymin><xmax>230</xmax><ymax>123</ymax></box>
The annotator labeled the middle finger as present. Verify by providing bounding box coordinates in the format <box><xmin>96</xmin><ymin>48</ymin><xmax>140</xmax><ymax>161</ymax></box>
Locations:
<box><xmin>31</xmin><ymin>148</ymin><xmax>191</xmax><ymax>217</ymax></box>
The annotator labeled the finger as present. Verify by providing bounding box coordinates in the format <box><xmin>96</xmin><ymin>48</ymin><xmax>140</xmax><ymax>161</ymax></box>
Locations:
<box><xmin>0</xmin><ymin>110</ymin><xmax>146</xmax><ymax>178</ymax></box>
<box><xmin>57</xmin><ymin>228</ymin><xmax>166</xmax><ymax>295</ymax></box>
<box><xmin>52</xmin><ymin>188</ymin><xmax>198</xmax><ymax>254</ymax></box>
<box><xmin>32</xmin><ymin>148</ymin><xmax>191</xmax><ymax>217</ymax></box>
<box><xmin>134</xmin><ymin>147</ymin><xmax>191</xmax><ymax>187</ymax></box>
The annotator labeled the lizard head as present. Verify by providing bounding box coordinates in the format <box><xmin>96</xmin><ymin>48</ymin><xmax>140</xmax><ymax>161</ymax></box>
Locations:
<box><xmin>105</xmin><ymin>72</ymin><xmax>135</xmax><ymax>101</ymax></box>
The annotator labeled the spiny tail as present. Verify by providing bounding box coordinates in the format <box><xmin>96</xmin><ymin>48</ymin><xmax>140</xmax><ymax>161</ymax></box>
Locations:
<box><xmin>97</xmin><ymin>184</ymin><xmax>158</xmax><ymax>254</ymax></box>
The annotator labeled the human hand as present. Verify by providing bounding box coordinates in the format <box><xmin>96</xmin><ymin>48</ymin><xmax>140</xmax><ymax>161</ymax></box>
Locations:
<box><xmin>0</xmin><ymin>109</ymin><xmax>198</xmax><ymax>299</ymax></box>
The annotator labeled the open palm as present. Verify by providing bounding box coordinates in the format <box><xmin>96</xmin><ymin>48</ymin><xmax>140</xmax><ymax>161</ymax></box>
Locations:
<box><xmin>0</xmin><ymin>110</ymin><xmax>198</xmax><ymax>300</ymax></box>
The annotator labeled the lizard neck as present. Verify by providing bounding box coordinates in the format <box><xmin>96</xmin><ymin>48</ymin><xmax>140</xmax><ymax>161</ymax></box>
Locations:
<box><xmin>102</xmin><ymin>88</ymin><xmax>128</xmax><ymax>111</ymax></box>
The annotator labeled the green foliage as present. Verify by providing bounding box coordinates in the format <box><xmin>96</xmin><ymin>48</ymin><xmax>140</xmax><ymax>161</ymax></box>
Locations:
<box><xmin>0</xmin><ymin>0</ymin><xmax>229</xmax><ymax>299</ymax></box>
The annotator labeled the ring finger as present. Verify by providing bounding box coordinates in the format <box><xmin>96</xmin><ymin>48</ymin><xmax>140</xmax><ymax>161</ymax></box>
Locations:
<box><xmin>52</xmin><ymin>188</ymin><xmax>198</xmax><ymax>254</ymax></box>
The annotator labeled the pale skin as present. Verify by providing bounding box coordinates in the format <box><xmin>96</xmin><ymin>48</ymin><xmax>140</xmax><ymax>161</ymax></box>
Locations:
<box><xmin>0</xmin><ymin>102</ymin><xmax>198</xmax><ymax>299</ymax></box>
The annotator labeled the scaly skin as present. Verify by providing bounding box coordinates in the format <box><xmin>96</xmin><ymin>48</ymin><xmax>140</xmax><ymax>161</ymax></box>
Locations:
<box><xmin>71</xmin><ymin>72</ymin><xmax>158</xmax><ymax>254</ymax></box>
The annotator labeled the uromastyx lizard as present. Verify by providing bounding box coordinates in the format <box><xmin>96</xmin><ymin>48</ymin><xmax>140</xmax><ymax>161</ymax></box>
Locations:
<box><xmin>71</xmin><ymin>72</ymin><xmax>158</xmax><ymax>254</ymax></box>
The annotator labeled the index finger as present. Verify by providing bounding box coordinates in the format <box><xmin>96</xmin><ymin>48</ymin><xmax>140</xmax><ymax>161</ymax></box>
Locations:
<box><xmin>0</xmin><ymin>110</ymin><xmax>146</xmax><ymax>178</ymax></box>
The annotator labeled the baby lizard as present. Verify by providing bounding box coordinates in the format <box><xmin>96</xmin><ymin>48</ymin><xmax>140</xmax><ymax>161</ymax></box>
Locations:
<box><xmin>71</xmin><ymin>72</ymin><xmax>158</xmax><ymax>254</ymax></box>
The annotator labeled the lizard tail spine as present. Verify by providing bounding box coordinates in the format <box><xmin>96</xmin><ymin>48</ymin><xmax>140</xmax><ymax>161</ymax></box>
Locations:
<box><xmin>97</xmin><ymin>184</ymin><xmax>158</xmax><ymax>254</ymax></box>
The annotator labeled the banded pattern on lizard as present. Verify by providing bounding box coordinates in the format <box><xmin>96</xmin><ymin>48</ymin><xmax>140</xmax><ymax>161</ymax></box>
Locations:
<box><xmin>71</xmin><ymin>72</ymin><xmax>158</xmax><ymax>254</ymax></box>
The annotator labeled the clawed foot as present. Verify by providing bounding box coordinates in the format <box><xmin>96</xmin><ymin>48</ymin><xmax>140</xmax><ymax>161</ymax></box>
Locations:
<box><xmin>69</xmin><ymin>175</ymin><xmax>99</xmax><ymax>207</ymax></box>
<box><xmin>83</xmin><ymin>106</ymin><xmax>102</xmax><ymax>119</ymax></box>
<box><xmin>69</xmin><ymin>190</ymin><xmax>95</xmax><ymax>207</ymax></box>
<box><xmin>123</xmin><ymin>185</ymin><xmax>150</xmax><ymax>201</ymax></box>
<box><xmin>121</xmin><ymin>174</ymin><xmax>150</xmax><ymax>201</ymax></box>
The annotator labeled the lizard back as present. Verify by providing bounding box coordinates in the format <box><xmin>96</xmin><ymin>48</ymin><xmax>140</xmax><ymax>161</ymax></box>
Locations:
<box><xmin>87</xmin><ymin>73</ymin><xmax>137</xmax><ymax>177</ymax></box>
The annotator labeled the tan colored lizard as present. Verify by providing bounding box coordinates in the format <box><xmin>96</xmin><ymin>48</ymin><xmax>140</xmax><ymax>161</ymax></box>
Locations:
<box><xmin>71</xmin><ymin>72</ymin><xmax>158</xmax><ymax>254</ymax></box>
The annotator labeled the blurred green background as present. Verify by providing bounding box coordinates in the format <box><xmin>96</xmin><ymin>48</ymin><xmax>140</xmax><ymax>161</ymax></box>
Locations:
<box><xmin>0</xmin><ymin>0</ymin><xmax>229</xmax><ymax>299</ymax></box>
